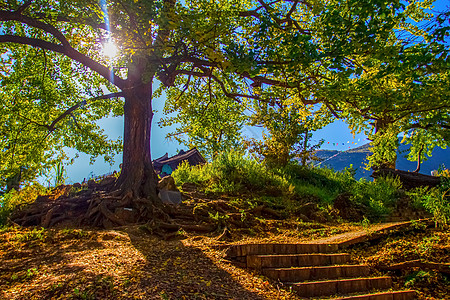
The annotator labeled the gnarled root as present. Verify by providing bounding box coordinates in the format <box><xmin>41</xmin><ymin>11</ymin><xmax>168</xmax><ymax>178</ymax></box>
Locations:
<box><xmin>10</xmin><ymin>180</ymin><xmax>217</xmax><ymax>236</ymax></box>
<box><xmin>10</xmin><ymin>181</ymin><xmax>168</xmax><ymax>229</ymax></box>
<box><xmin>379</xmin><ymin>260</ymin><xmax>450</xmax><ymax>275</ymax></box>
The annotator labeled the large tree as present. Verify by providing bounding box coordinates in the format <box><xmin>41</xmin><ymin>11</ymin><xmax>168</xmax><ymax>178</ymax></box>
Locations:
<box><xmin>322</xmin><ymin>7</ymin><xmax>450</xmax><ymax>170</ymax></box>
<box><xmin>1</xmin><ymin>0</ymin><xmax>434</xmax><ymax>226</ymax></box>
<box><xmin>245</xmin><ymin>90</ymin><xmax>329</xmax><ymax>168</ymax></box>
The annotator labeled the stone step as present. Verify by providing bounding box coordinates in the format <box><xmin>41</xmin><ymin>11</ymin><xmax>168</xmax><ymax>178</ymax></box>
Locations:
<box><xmin>226</xmin><ymin>243</ymin><xmax>339</xmax><ymax>258</ymax></box>
<box><xmin>262</xmin><ymin>265</ymin><xmax>370</xmax><ymax>281</ymax></box>
<box><xmin>336</xmin><ymin>289</ymin><xmax>417</xmax><ymax>300</ymax></box>
<box><xmin>247</xmin><ymin>253</ymin><xmax>351</xmax><ymax>269</ymax></box>
<box><xmin>291</xmin><ymin>276</ymin><xmax>392</xmax><ymax>298</ymax></box>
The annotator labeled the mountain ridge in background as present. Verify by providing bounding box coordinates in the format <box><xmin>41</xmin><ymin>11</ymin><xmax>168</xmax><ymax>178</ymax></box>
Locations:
<box><xmin>313</xmin><ymin>142</ymin><xmax>450</xmax><ymax>180</ymax></box>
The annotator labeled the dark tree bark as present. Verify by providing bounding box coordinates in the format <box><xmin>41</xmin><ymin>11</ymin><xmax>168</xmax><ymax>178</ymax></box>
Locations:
<box><xmin>413</xmin><ymin>144</ymin><xmax>424</xmax><ymax>173</ymax></box>
<box><xmin>116</xmin><ymin>87</ymin><xmax>158</xmax><ymax>198</ymax></box>
<box><xmin>115</xmin><ymin>56</ymin><xmax>160</xmax><ymax>203</ymax></box>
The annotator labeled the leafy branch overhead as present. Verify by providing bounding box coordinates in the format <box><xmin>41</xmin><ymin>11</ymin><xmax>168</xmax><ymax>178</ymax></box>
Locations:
<box><xmin>0</xmin><ymin>0</ymin><xmax>449</xmax><ymax>227</ymax></box>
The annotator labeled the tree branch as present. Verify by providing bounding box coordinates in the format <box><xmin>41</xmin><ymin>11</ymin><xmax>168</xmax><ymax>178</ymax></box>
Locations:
<box><xmin>239</xmin><ymin>10</ymin><xmax>262</xmax><ymax>18</ymax></box>
<box><xmin>177</xmin><ymin>69</ymin><xmax>257</xmax><ymax>101</ymax></box>
<box><xmin>285</xmin><ymin>1</ymin><xmax>299</xmax><ymax>19</ymax></box>
<box><xmin>245</xmin><ymin>72</ymin><xmax>295</xmax><ymax>88</ymax></box>
<box><xmin>0</xmin><ymin>35</ymin><xmax>127</xmax><ymax>89</ymax></box>
<box><xmin>31</xmin><ymin>13</ymin><xmax>107</xmax><ymax>31</ymax></box>
<box><xmin>49</xmin><ymin>92</ymin><xmax>125</xmax><ymax>131</ymax></box>
<box><xmin>178</xmin><ymin>56</ymin><xmax>319</xmax><ymax>88</ymax></box>
<box><xmin>0</xmin><ymin>10</ymin><xmax>71</xmax><ymax>47</ymax></box>
<box><xmin>16</xmin><ymin>0</ymin><xmax>33</xmax><ymax>14</ymax></box>
<box><xmin>22</xmin><ymin>92</ymin><xmax>125</xmax><ymax>134</ymax></box>
<box><xmin>324</xmin><ymin>101</ymin><xmax>341</xmax><ymax>119</ymax></box>
<box><xmin>174</xmin><ymin>69</ymin><xmax>193</xmax><ymax>103</ymax></box>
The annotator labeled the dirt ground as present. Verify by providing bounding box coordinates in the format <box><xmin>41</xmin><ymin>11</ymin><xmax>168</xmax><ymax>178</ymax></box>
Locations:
<box><xmin>1</xmin><ymin>222</ymin><xmax>448</xmax><ymax>300</ymax></box>
<box><xmin>0</xmin><ymin>225</ymin><xmax>304</xmax><ymax>300</ymax></box>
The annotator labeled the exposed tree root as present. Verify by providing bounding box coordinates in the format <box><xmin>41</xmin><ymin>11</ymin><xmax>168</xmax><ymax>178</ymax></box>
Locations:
<box><xmin>216</xmin><ymin>227</ymin><xmax>232</xmax><ymax>241</ymax></box>
<box><xmin>10</xmin><ymin>174</ymin><xmax>292</xmax><ymax>239</ymax></box>
<box><xmin>380</xmin><ymin>259</ymin><xmax>450</xmax><ymax>275</ymax></box>
<box><xmin>251</xmin><ymin>205</ymin><xmax>282</xmax><ymax>219</ymax></box>
<box><xmin>10</xmin><ymin>177</ymin><xmax>223</xmax><ymax>235</ymax></box>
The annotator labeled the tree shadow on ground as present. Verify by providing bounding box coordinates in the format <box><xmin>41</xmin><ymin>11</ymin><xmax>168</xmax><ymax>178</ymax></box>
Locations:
<box><xmin>0</xmin><ymin>226</ymin><xmax>275</xmax><ymax>299</ymax></box>
<box><xmin>0</xmin><ymin>228</ymin><xmax>130</xmax><ymax>299</ymax></box>
<box><xmin>123</xmin><ymin>228</ymin><xmax>268</xmax><ymax>300</ymax></box>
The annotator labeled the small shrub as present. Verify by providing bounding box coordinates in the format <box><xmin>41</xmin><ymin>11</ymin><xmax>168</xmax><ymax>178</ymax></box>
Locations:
<box><xmin>351</xmin><ymin>176</ymin><xmax>403</xmax><ymax>220</ymax></box>
<box><xmin>53</xmin><ymin>161</ymin><xmax>66</xmax><ymax>186</ymax></box>
<box><xmin>407</xmin><ymin>179</ymin><xmax>450</xmax><ymax>227</ymax></box>
<box><xmin>13</xmin><ymin>227</ymin><xmax>47</xmax><ymax>242</ymax></box>
<box><xmin>172</xmin><ymin>150</ymin><xmax>289</xmax><ymax>194</ymax></box>
<box><xmin>208</xmin><ymin>211</ymin><xmax>229</xmax><ymax>228</ymax></box>
<box><xmin>423</xmin><ymin>190</ymin><xmax>450</xmax><ymax>228</ymax></box>
<box><xmin>171</xmin><ymin>160</ymin><xmax>203</xmax><ymax>186</ymax></box>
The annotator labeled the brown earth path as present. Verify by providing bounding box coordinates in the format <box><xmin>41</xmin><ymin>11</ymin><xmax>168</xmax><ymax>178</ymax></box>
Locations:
<box><xmin>311</xmin><ymin>220</ymin><xmax>419</xmax><ymax>247</ymax></box>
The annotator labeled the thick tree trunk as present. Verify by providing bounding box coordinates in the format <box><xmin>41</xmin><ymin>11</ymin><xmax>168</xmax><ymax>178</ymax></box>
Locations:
<box><xmin>373</xmin><ymin>117</ymin><xmax>397</xmax><ymax>169</ymax></box>
<box><xmin>116</xmin><ymin>85</ymin><xmax>159</xmax><ymax>201</ymax></box>
<box><xmin>11</xmin><ymin>57</ymin><xmax>170</xmax><ymax>228</ymax></box>
<box><xmin>115</xmin><ymin>56</ymin><xmax>160</xmax><ymax>203</ymax></box>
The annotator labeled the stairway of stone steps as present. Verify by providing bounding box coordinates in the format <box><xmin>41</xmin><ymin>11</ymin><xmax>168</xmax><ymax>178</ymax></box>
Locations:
<box><xmin>225</xmin><ymin>243</ymin><xmax>417</xmax><ymax>299</ymax></box>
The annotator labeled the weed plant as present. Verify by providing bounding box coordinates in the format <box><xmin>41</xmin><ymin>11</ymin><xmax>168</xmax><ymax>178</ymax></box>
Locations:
<box><xmin>351</xmin><ymin>176</ymin><xmax>403</xmax><ymax>219</ymax></box>
<box><xmin>407</xmin><ymin>177</ymin><xmax>450</xmax><ymax>227</ymax></box>
<box><xmin>0</xmin><ymin>184</ymin><xmax>48</xmax><ymax>225</ymax></box>
<box><xmin>278</xmin><ymin>164</ymin><xmax>356</xmax><ymax>204</ymax></box>
<box><xmin>173</xmin><ymin>150</ymin><xmax>289</xmax><ymax>194</ymax></box>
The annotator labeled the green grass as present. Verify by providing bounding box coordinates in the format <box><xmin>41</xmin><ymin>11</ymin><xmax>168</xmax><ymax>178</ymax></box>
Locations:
<box><xmin>172</xmin><ymin>150</ymin><xmax>409</xmax><ymax>220</ymax></box>
<box><xmin>172</xmin><ymin>150</ymin><xmax>289</xmax><ymax>194</ymax></box>
<box><xmin>407</xmin><ymin>177</ymin><xmax>450</xmax><ymax>227</ymax></box>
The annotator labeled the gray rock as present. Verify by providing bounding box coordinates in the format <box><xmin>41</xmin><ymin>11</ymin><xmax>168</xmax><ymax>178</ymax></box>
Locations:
<box><xmin>158</xmin><ymin>190</ymin><xmax>182</xmax><ymax>205</ymax></box>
